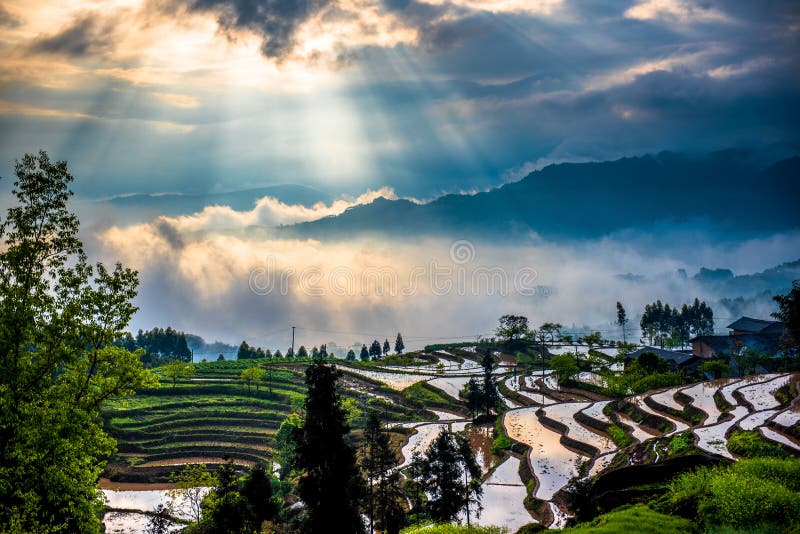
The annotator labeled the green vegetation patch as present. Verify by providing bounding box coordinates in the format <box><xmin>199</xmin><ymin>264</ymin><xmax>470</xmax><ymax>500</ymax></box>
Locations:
<box><xmin>402</xmin><ymin>525</ymin><xmax>508</xmax><ymax>534</ymax></box>
<box><xmin>663</xmin><ymin>458</ymin><xmax>800</xmax><ymax>530</ymax></box>
<box><xmin>727</xmin><ymin>430</ymin><xmax>790</xmax><ymax>459</ymax></box>
<box><xmin>564</xmin><ymin>504</ymin><xmax>695</xmax><ymax>533</ymax></box>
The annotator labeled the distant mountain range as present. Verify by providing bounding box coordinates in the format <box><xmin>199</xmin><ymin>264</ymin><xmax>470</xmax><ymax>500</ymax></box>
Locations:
<box><xmin>101</xmin><ymin>184</ymin><xmax>332</xmax><ymax>222</ymax></box>
<box><xmin>284</xmin><ymin>150</ymin><xmax>800</xmax><ymax>240</ymax></box>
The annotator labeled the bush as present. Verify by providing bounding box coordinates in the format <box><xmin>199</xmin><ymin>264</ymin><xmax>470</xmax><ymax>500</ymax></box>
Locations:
<box><xmin>402</xmin><ymin>525</ymin><xmax>507</xmax><ymax>534</ymax></box>
<box><xmin>563</xmin><ymin>504</ymin><xmax>696</xmax><ymax>533</ymax></box>
<box><xmin>668</xmin><ymin>433</ymin><xmax>692</xmax><ymax>456</ymax></box>
<box><xmin>665</xmin><ymin>458</ymin><xmax>800</xmax><ymax>530</ymax></box>
<box><xmin>727</xmin><ymin>430</ymin><xmax>788</xmax><ymax>459</ymax></box>
<box><xmin>607</xmin><ymin>425</ymin><xmax>633</xmax><ymax>447</ymax></box>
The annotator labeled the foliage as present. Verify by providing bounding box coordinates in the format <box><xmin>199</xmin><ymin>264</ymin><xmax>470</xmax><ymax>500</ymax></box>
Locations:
<box><xmin>293</xmin><ymin>361</ymin><xmax>365</xmax><ymax>533</ymax></box>
<box><xmin>616</xmin><ymin>302</ymin><xmax>629</xmax><ymax>343</ymax></box>
<box><xmin>726</xmin><ymin>430</ymin><xmax>788</xmax><ymax>458</ymax></box>
<box><xmin>363</xmin><ymin>413</ymin><xmax>404</xmax><ymax>534</ymax></box>
<box><xmin>409</xmin><ymin>429</ymin><xmax>482</xmax><ymax>523</ymax></box>
<box><xmin>699</xmin><ymin>359</ymin><xmax>730</xmax><ymax>379</ymax></box>
<box><xmin>496</xmin><ymin>315</ymin><xmax>530</xmax><ymax>342</ymax></box>
<box><xmin>236</xmin><ymin>340</ymin><xmax>267</xmax><ymax>360</ymax></box>
<box><xmin>551</xmin><ymin>353</ymin><xmax>579</xmax><ymax>384</ymax></box>
<box><xmin>401</xmin><ymin>526</ymin><xmax>508</xmax><ymax>534</ymax></box>
<box><xmin>239</xmin><ymin>366</ymin><xmax>264</xmax><ymax>393</ymax></box>
<box><xmin>361</xmin><ymin>344</ymin><xmax>370</xmax><ymax>361</ymax></box>
<box><xmin>162</xmin><ymin>359</ymin><xmax>195</xmax><ymax>389</ymax></box>
<box><xmin>664</xmin><ymin>458</ymin><xmax>800</xmax><ymax>530</ymax></box>
<box><xmin>773</xmin><ymin>280</ymin><xmax>800</xmax><ymax>349</ymax></box>
<box><xmin>0</xmin><ymin>151</ymin><xmax>157</xmax><ymax>533</ymax></box>
<box><xmin>640</xmin><ymin>298</ymin><xmax>713</xmax><ymax>347</ymax></box>
<box><xmin>395</xmin><ymin>332</ymin><xmax>405</xmax><ymax>354</ymax></box>
<box><xmin>667</xmin><ymin>433</ymin><xmax>692</xmax><ymax>456</ymax></box>
<box><xmin>563</xmin><ymin>504</ymin><xmax>695</xmax><ymax>533</ymax></box>
<box><xmin>168</xmin><ymin>464</ymin><xmax>214</xmax><ymax>523</ymax></box>
<box><xmin>275</xmin><ymin>413</ymin><xmax>302</xmax><ymax>479</ymax></box>
<box><xmin>606</xmin><ymin>425</ymin><xmax>633</xmax><ymax>447</ymax></box>
<box><xmin>121</xmin><ymin>326</ymin><xmax>192</xmax><ymax>366</ymax></box>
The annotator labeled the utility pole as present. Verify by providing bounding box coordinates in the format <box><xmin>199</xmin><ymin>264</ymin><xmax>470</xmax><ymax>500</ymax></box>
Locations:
<box><xmin>291</xmin><ymin>326</ymin><xmax>296</xmax><ymax>358</ymax></box>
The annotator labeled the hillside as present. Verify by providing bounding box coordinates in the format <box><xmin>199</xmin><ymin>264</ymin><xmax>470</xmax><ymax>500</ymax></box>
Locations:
<box><xmin>285</xmin><ymin>151</ymin><xmax>800</xmax><ymax>240</ymax></box>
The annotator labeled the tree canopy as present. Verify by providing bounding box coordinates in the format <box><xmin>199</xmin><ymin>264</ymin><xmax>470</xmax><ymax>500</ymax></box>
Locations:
<box><xmin>0</xmin><ymin>151</ymin><xmax>156</xmax><ymax>532</ymax></box>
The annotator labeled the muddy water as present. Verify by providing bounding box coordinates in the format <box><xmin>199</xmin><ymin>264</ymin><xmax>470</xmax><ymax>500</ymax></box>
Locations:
<box><xmin>580</xmin><ymin>401</ymin><xmax>611</xmax><ymax>425</ymax></box>
<box><xmin>398</xmin><ymin>423</ymin><xmax>449</xmax><ymax>469</ymax></box>
<box><xmin>681</xmin><ymin>378</ymin><xmax>739</xmax><ymax>425</ymax></box>
<box><xmin>460</xmin><ymin>456</ymin><xmax>536</xmax><ymax>532</ymax></box>
<box><xmin>773</xmin><ymin>407</ymin><xmax>800</xmax><ymax>428</ymax></box>
<box><xmin>103</xmin><ymin>511</ymin><xmax>183</xmax><ymax>533</ymax></box>
<box><xmin>738</xmin><ymin>409</ymin><xmax>778</xmax><ymax>431</ymax></box>
<box><xmin>616</xmin><ymin>412</ymin><xmax>656</xmax><ymax>443</ymax></box>
<box><xmin>760</xmin><ymin>427</ymin><xmax>800</xmax><ymax>451</ymax></box>
<box><xmin>694</xmin><ymin>405</ymin><xmax>749</xmax><ymax>459</ymax></box>
<box><xmin>737</xmin><ymin>374</ymin><xmax>791</xmax><ymax>411</ymax></box>
<box><xmin>464</xmin><ymin>425</ymin><xmax>499</xmax><ymax>474</ymax></box>
<box><xmin>628</xmin><ymin>394</ymin><xmax>688</xmax><ymax>435</ymax></box>
<box><xmin>649</xmin><ymin>387</ymin><xmax>684</xmax><ymax>411</ymax></box>
<box><xmin>340</xmin><ymin>367</ymin><xmax>431</xmax><ymax>390</ymax></box>
<box><xmin>503</xmin><ymin>408</ymin><xmax>587</xmax><ymax>500</ymax></box>
<box><xmin>543</xmin><ymin>403</ymin><xmax>615</xmax><ymax>454</ymax></box>
<box><xmin>720</xmin><ymin>374</ymin><xmax>780</xmax><ymax>406</ymax></box>
<box><xmin>427</xmin><ymin>375</ymin><xmax>474</xmax><ymax>400</ymax></box>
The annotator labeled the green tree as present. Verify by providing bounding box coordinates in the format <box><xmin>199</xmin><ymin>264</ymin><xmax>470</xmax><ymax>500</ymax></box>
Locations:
<box><xmin>162</xmin><ymin>359</ymin><xmax>195</xmax><ymax>390</ymax></box>
<box><xmin>293</xmin><ymin>362</ymin><xmax>365</xmax><ymax>533</ymax></box>
<box><xmin>463</xmin><ymin>377</ymin><xmax>483</xmax><ymax>419</ymax></box>
<box><xmin>362</xmin><ymin>414</ymin><xmax>404</xmax><ymax>534</ymax></box>
<box><xmin>410</xmin><ymin>429</ymin><xmax>482</xmax><ymax>523</ymax></box>
<box><xmin>540</xmin><ymin>322</ymin><xmax>563</xmax><ymax>342</ymax></box>
<box><xmin>275</xmin><ymin>413</ymin><xmax>301</xmax><ymax>479</ymax></box>
<box><xmin>383</xmin><ymin>338</ymin><xmax>391</xmax><ymax>356</ymax></box>
<box><xmin>0</xmin><ymin>151</ymin><xmax>157</xmax><ymax>533</ymax></box>
<box><xmin>370</xmin><ymin>339</ymin><xmax>382</xmax><ymax>359</ymax></box>
<box><xmin>699</xmin><ymin>359</ymin><xmax>730</xmax><ymax>379</ymax></box>
<box><xmin>168</xmin><ymin>464</ymin><xmax>214</xmax><ymax>523</ymax></box>
<box><xmin>496</xmin><ymin>314</ymin><xmax>529</xmax><ymax>342</ymax></box>
<box><xmin>395</xmin><ymin>332</ymin><xmax>405</xmax><ymax>354</ymax></box>
<box><xmin>480</xmin><ymin>350</ymin><xmax>499</xmax><ymax>416</ymax></box>
<box><xmin>551</xmin><ymin>353</ymin><xmax>579</xmax><ymax>384</ymax></box>
<box><xmin>239</xmin><ymin>462</ymin><xmax>277</xmax><ymax>531</ymax></box>
<box><xmin>240</xmin><ymin>366</ymin><xmax>264</xmax><ymax>393</ymax></box>
<box><xmin>773</xmin><ymin>281</ymin><xmax>800</xmax><ymax>349</ymax></box>
<box><xmin>297</xmin><ymin>345</ymin><xmax>309</xmax><ymax>359</ymax></box>
<box><xmin>347</xmin><ymin>348</ymin><xmax>356</xmax><ymax>361</ymax></box>
<box><xmin>360</xmin><ymin>344</ymin><xmax>370</xmax><ymax>361</ymax></box>
<box><xmin>203</xmin><ymin>459</ymin><xmax>244</xmax><ymax>533</ymax></box>
<box><xmin>616</xmin><ymin>302</ymin><xmax>628</xmax><ymax>343</ymax></box>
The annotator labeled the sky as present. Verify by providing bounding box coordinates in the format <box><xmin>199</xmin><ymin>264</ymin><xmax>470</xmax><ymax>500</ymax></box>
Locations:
<box><xmin>0</xmin><ymin>0</ymin><xmax>798</xmax><ymax>350</ymax></box>
<box><xmin>0</xmin><ymin>0</ymin><xmax>798</xmax><ymax>199</ymax></box>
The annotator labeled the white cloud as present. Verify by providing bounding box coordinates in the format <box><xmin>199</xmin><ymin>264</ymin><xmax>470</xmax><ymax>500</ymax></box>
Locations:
<box><xmin>624</xmin><ymin>0</ymin><xmax>731</xmax><ymax>24</ymax></box>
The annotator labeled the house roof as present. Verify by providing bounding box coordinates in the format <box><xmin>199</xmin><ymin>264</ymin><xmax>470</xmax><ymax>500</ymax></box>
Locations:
<box><xmin>691</xmin><ymin>333</ymin><xmax>782</xmax><ymax>356</ymax></box>
<box><xmin>626</xmin><ymin>346</ymin><xmax>698</xmax><ymax>366</ymax></box>
<box><xmin>726</xmin><ymin>316</ymin><xmax>782</xmax><ymax>333</ymax></box>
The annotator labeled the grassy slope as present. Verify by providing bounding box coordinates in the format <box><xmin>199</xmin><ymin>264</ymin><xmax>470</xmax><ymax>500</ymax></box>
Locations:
<box><xmin>102</xmin><ymin>358</ymin><xmax>428</xmax><ymax>480</ymax></box>
<box><xmin>563</xmin><ymin>504</ymin><xmax>695</xmax><ymax>533</ymax></box>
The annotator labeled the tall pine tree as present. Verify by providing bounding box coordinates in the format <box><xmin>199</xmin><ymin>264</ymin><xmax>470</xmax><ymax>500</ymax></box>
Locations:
<box><xmin>293</xmin><ymin>361</ymin><xmax>365</xmax><ymax>533</ymax></box>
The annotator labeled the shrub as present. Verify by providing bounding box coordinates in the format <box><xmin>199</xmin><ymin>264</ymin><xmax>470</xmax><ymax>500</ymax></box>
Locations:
<box><xmin>668</xmin><ymin>433</ymin><xmax>692</xmax><ymax>456</ymax></box>
<box><xmin>563</xmin><ymin>504</ymin><xmax>696</xmax><ymax>533</ymax></box>
<box><xmin>607</xmin><ymin>425</ymin><xmax>633</xmax><ymax>447</ymax></box>
<box><xmin>727</xmin><ymin>430</ymin><xmax>788</xmax><ymax>459</ymax></box>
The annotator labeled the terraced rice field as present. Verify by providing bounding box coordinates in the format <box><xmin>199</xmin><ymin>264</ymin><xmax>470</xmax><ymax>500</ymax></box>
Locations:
<box><xmin>459</xmin><ymin>456</ymin><xmax>535</xmax><ymax>532</ymax></box>
<box><xmin>629</xmin><ymin>394</ymin><xmax>689</xmax><ymax>435</ymax></box>
<box><xmin>103</xmin><ymin>362</ymin><xmax>422</xmax><ymax>480</ymax></box>
<box><xmin>504</xmin><ymin>407</ymin><xmax>588</xmax><ymax>500</ymax></box>
<box><xmin>542</xmin><ymin>403</ymin><xmax>615</xmax><ymax>454</ymax></box>
<box><xmin>681</xmin><ymin>378</ymin><xmax>739</xmax><ymax>424</ymax></box>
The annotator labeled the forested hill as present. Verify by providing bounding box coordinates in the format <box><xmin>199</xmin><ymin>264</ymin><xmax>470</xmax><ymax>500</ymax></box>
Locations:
<box><xmin>284</xmin><ymin>151</ymin><xmax>800</xmax><ymax>240</ymax></box>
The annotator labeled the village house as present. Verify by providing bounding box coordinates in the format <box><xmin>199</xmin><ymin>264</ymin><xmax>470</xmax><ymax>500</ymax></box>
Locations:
<box><xmin>690</xmin><ymin>316</ymin><xmax>785</xmax><ymax>359</ymax></box>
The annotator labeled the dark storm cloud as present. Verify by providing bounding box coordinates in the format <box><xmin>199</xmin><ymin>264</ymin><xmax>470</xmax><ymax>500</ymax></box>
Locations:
<box><xmin>28</xmin><ymin>12</ymin><xmax>117</xmax><ymax>57</ymax></box>
<box><xmin>161</xmin><ymin>0</ymin><xmax>334</xmax><ymax>59</ymax></box>
<box><xmin>0</xmin><ymin>4</ymin><xmax>20</xmax><ymax>28</ymax></box>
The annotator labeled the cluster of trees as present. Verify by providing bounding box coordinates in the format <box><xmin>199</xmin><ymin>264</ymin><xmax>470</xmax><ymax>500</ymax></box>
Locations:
<box><xmin>462</xmin><ymin>351</ymin><xmax>500</xmax><ymax>418</ymax></box>
<box><xmin>0</xmin><ymin>152</ymin><xmax>157</xmax><ymax>532</ymax></box>
<box><xmin>115</xmin><ymin>326</ymin><xmax>193</xmax><ymax>366</ymax></box>
<box><xmin>495</xmin><ymin>315</ymin><xmax>605</xmax><ymax>348</ymax></box>
<box><xmin>189</xmin><ymin>360</ymin><xmax>483</xmax><ymax>534</ymax></box>
<box><xmin>640</xmin><ymin>298</ymin><xmax>714</xmax><ymax>348</ymax></box>
<box><xmin>346</xmin><ymin>333</ymin><xmax>405</xmax><ymax>361</ymax></box>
